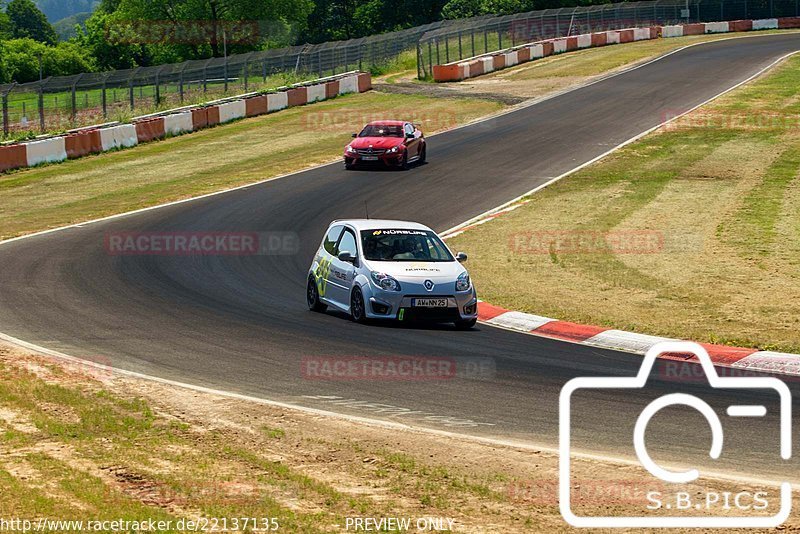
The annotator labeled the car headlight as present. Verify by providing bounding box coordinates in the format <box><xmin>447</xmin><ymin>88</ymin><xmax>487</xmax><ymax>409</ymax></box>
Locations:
<box><xmin>456</xmin><ymin>272</ymin><xmax>471</xmax><ymax>292</ymax></box>
<box><xmin>346</xmin><ymin>145</ymin><xmax>356</xmax><ymax>153</ymax></box>
<box><xmin>371</xmin><ymin>271</ymin><xmax>402</xmax><ymax>291</ymax></box>
<box><xmin>388</xmin><ymin>146</ymin><xmax>399</xmax><ymax>153</ymax></box>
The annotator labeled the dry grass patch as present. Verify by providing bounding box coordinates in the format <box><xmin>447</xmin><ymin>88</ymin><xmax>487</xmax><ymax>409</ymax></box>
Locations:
<box><xmin>449</xmin><ymin>54</ymin><xmax>800</xmax><ymax>352</ymax></box>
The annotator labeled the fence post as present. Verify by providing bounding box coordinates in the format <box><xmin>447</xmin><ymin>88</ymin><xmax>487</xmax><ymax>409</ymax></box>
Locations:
<box><xmin>155</xmin><ymin>69</ymin><xmax>161</xmax><ymax>106</ymax></box>
<box><xmin>458</xmin><ymin>31</ymin><xmax>462</xmax><ymax>60</ymax></box>
<box><xmin>102</xmin><ymin>76</ymin><xmax>108</xmax><ymax>118</ymax></box>
<box><xmin>471</xmin><ymin>29</ymin><xmax>475</xmax><ymax>57</ymax></box>
<box><xmin>428</xmin><ymin>40</ymin><xmax>433</xmax><ymax>73</ymax></box>
<box><xmin>38</xmin><ymin>82</ymin><xmax>46</xmax><ymax>133</ymax></box>
<box><xmin>445</xmin><ymin>35</ymin><xmax>450</xmax><ymax>63</ymax></box>
<box><xmin>1</xmin><ymin>86</ymin><xmax>11</xmax><ymax>138</ymax></box>
<box><xmin>70</xmin><ymin>74</ymin><xmax>82</xmax><ymax>124</ymax></box>
<box><xmin>484</xmin><ymin>29</ymin><xmax>488</xmax><ymax>53</ymax></box>
<box><xmin>129</xmin><ymin>67</ymin><xmax>140</xmax><ymax>110</ymax></box>
<box><xmin>416</xmin><ymin>41</ymin><xmax>423</xmax><ymax>79</ymax></box>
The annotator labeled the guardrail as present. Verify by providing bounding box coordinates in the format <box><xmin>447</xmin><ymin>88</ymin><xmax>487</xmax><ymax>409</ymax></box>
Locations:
<box><xmin>0</xmin><ymin>71</ymin><xmax>371</xmax><ymax>174</ymax></box>
<box><xmin>430</xmin><ymin>17</ymin><xmax>800</xmax><ymax>82</ymax></box>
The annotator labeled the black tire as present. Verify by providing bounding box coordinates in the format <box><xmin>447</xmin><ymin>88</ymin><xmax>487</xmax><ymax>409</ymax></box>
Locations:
<box><xmin>350</xmin><ymin>286</ymin><xmax>367</xmax><ymax>323</ymax></box>
<box><xmin>400</xmin><ymin>152</ymin><xmax>409</xmax><ymax>171</ymax></box>
<box><xmin>418</xmin><ymin>145</ymin><xmax>426</xmax><ymax>164</ymax></box>
<box><xmin>344</xmin><ymin>159</ymin><xmax>355</xmax><ymax>170</ymax></box>
<box><xmin>307</xmin><ymin>276</ymin><xmax>327</xmax><ymax>312</ymax></box>
<box><xmin>454</xmin><ymin>318</ymin><xmax>477</xmax><ymax>330</ymax></box>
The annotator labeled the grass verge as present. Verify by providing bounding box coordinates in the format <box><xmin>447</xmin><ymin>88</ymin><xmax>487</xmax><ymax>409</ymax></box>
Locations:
<box><xmin>448</xmin><ymin>52</ymin><xmax>800</xmax><ymax>353</ymax></box>
<box><xmin>1</xmin><ymin>342</ymin><xmax>794</xmax><ymax>533</ymax></box>
<box><xmin>0</xmin><ymin>92</ymin><xmax>501</xmax><ymax>240</ymax></box>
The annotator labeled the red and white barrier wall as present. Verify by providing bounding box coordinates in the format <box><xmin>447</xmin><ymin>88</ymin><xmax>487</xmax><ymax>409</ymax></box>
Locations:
<box><xmin>0</xmin><ymin>71</ymin><xmax>370</xmax><ymax>174</ymax></box>
<box><xmin>432</xmin><ymin>16</ymin><xmax>800</xmax><ymax>82</ymax></box>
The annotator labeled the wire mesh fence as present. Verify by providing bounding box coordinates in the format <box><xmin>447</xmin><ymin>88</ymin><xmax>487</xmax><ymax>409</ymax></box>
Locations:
<box><xmin>0</xmin><ymin>20</ymin><xmax>451</xmax><ymax>138</ymax></box>
<box><xmin>3</xmin><ymin>0</ymin><xmax>800</xmax><ymax>139</ymax></box>
<box><xmin>417</xmin><ymin>0</ymin><xmax>800</xmax><ymax>78</ymax></box>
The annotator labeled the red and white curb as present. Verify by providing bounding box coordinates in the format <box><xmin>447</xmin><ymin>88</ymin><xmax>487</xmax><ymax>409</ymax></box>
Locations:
<box><xmin>477</xmin><ymin>301</ymin><xmax>800</xmax><ymax>377</ymax></box>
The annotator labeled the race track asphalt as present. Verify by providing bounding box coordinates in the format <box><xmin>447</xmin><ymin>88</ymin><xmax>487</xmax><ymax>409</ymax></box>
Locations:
<box><xmin>1</xmin><ymin>34</ymin><xmax>799</xmax><ymax>485</ymax></box>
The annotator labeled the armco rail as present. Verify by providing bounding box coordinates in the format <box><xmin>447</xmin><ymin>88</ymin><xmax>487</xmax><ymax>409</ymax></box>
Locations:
<box><xmin>0</xmin><ymin>71</ymin><xmax>371</xmax><ymax>174</ymax></box>
<box><xmin>432</xmin><ymin>17</ymin><xmax>800</xmax><ymax>82</ymax></box>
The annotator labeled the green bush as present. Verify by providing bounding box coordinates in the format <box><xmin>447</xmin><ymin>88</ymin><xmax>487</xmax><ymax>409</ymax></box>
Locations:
<box><xmin>1</xmin><ymin>38</ymin><xmax>96</xmax><ymax>83</ymax></box>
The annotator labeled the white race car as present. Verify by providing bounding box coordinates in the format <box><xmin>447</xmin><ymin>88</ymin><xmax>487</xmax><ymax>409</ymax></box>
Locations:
<box><xmin>307</xmin><ymin>220</ymin><xmax>478</xmax><ymax>329</ymax></box>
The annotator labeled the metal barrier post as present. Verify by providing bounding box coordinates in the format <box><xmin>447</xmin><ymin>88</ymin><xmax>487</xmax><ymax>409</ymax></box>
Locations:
<box><xmin>416</xmin><ymin>42</ymin><xmax>423</xmax><ymax>79</ymax></box>
<box><xmin>458</xmin><ymin>31</ymin><xmax>463</xmax><ymax>60</ymax></box>
<box><xmin>2</xmin><ymin>87</ymin><xmax>11</xmax><ymax>137</ymax></box>
<box><xmin>38</xmin><ymin>82</ymin><xmax>45</xmax><ymax>133</ymax></box>
<box><xmin>102</xmin><ymin>79</ymin><xmax>108</xmax><ymax>118</ymax></box>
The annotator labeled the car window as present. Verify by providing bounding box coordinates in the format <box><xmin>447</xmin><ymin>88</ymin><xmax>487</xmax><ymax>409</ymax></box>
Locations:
<box><xmin>359</xmin><ymin>124</ymin><xmax>404</xmax><ymax>138</ymax></box>
<box><xmin>323</xmin><ymin>225</ymin><xmax>343</xmax><ymax>255</ymax></box>
<box><xmin>405</xmin><ymin>124</ymin><xmax>414</xmax><ymax>136</ymax></box>
<box><xmin>336</xmin><ymin>229</ymin><xmax>358</xmax><ymax>257</ymax></box>
<box><xmin>360</xmin><ymin>229</ymin><xmax>454</xmax><ymax>262</ymax></box>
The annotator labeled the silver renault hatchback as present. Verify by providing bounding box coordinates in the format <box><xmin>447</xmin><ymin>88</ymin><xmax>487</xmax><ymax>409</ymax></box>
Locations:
<box><xmin>306</xmin><ymin>220</ymin><xmax>478</xmax><ymax>329</ymax></box>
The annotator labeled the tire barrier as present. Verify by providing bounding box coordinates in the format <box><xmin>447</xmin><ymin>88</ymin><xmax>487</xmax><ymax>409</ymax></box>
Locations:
<box><xmin>0</xmin><ymin>144</ymin><xmax>27</xmax><ymax>173</ymax></box>
<box><xmin>134</xmin><ymin>118</ymin><xmax>166</xmax><ymax>143</ymax></box>
<box><xmin>26</xmin><ymin>137</ymin><xmax>67</xmax><ymax>167</ymax></box>
<box><xmin>325</xmin><ymin>80</ymin><xmax>340</xmax><ymax>99</ymax></box>
<box><xmin>245</xmin><ymin>95</ymin><xmax>269</xmax><ymax>117</ymax></box>
<box><xmin>163</xmin><ymin>112</ymin><xmax>194</xmax><ymax>136</ymax></box>
<box><xmin>100</xmin><ymin>124</ymin><xmax>138</xmax><ymax>151</ymax></box>
<box><xmin>432</xmin><ymin>17</ymin><xmax>800</xmax><ymax>82</ymax></box>
<box><xmin>357</xmin><ymin>72</ymin><xmax>373</xmax><ymax>93</ymax></box>
<box><xmin>267</xmin><ymin>92</ymin><xmax>289</xmax><ymax>112</ymax></box>
<box><xmin>1</xmin><ymin>71</ymin><xmax>372</xmax><ymax>174</ymax></box>
<box><xmin>287</xmin><ymin>87</ymin><xmax>307</xmax><ymax>107</ymax></box>
<box><xmin>338</xmin><ymin>74</ymin><xmax>360</xmax><ymax>95</ymax></box>
<box><xmin>191</xmin><ymin>108</ymin><xmax>210</xmax><ymax>130</ymax></box>
<box><xmin>65</xmin><ymin>130</ymin><xmax>102</xmax><ymax>159</ymax></box>
<box><xmin>218</xmin><ymin>100</ymin><xmax>247</xmax><ymax>123</ymax></box>
<box><xmin>307</xmin><ymin>84</ymin><xmax>327</xmax><ymax>103</ymax></box>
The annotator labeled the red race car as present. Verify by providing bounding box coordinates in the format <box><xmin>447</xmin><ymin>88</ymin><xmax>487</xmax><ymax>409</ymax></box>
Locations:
<box><xmin>344</xmin><ymin>120</ymin><xmax>426</xmax><ymax>170</ymax></box>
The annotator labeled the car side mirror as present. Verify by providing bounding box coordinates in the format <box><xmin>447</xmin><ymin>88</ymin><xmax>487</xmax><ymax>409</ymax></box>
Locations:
<box><xmin>338</xmin><ymin>251</ymin><xmax>356</xmax><ymax>263</ymax></box>
<box><xmin>406</xmin><ymin>132</ymin><xmax>415</xmax><ymax>139</ymax></box>
<box><xmin>456</xmin><ymin>252</ymin><xmax>468</xmax><ymax>263</ymax></box>
<box><xmin>351</xmin><ymin>133</ymin><xmax>358</xmax><ymax>138</ymax></box>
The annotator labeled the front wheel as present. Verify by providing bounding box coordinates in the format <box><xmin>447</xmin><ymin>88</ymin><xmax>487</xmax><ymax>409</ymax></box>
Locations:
<box><xmin>418</xmin><ymin>145</ymin><xmax>426</xmax><ymax>164</ymax></box>
<box><xmin>399</xmin><ymin>153</ymin><xmax>409</xmax><ymax>171</ymax></box>
<box><xmin>454</xmin><ymin>318</ymin><xmax>477</xmax><ymax>330</ymax></box>
<box><xmin>350</xmin><ymin>286</ymin><xmax>367</xmax><ymax>323</ymax></box>
<box><xmin>307</xmin><ymin>276</ymin><xmax>327</xmax><ymax>312</ymax></box>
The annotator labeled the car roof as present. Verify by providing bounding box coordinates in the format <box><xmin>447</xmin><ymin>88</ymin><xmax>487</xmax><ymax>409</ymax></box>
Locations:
<box><xmin>330</xmin><ymin>219</ymin><xmax>433</xmax><ymax>232</ymax></box>
<box><xmin>366</xmin><ymin>120</ymin><xmax>406</xmax><ymax>126</ymax></box>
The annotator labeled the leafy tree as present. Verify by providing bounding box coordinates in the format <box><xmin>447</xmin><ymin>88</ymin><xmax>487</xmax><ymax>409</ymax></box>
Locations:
<box><xmin>0</xmin><ymin>10</ymin><xmax>13</xmax><ymax>39</ymax></box>
<box><xmin>441</xmin><ymin>0</ymin><xmax>535</xmax><ymax>19</ymax></box>
<box><xmin>78</xmin><ymin>10</ymin><xmax>148</xmax><ymax>69</ymax></box>
<box><xmin>6</xmin><ymin>0</ymin><xmax>58</xmax><ymax>44</ymax></box>
<box><xmin>111</xmin><ymin>0</ymin><xmax>313</xmax><ymax>60</ymax></box>
<box><xmin>1</xmin><ymin>38</ymin><xmax>95</xmax><ymax>82</ymax></box>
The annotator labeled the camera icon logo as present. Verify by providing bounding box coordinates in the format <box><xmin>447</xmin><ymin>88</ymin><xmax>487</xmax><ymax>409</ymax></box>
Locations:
<box><xmin>559</xmin><ymin>341</ymin><xmax>792</xmax><ymax>528</ymax></box>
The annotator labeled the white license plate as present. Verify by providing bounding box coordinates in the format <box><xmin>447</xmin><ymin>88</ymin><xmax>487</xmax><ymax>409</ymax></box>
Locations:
<box><xmin>412</xmin><ymin>298</ymin><xmax>448</xmax><ymax>308</ymax></box>
<box><xmin>362</xmin><ymin>156</ymin><xmax>379</xmax><ymax>161</ymax></box>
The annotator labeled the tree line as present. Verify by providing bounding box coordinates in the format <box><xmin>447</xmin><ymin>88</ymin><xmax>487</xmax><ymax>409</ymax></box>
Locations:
<box><xmin>1</xmin><ymin>0</ymin><xmax>613</xmax><ymax>84</ymax></box>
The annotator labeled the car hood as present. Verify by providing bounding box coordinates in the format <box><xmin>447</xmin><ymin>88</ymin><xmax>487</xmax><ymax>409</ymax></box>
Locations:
<box><xmin>350</xmin><ymin>137</ymin><xmax>404</xmax><ymax>150</ymax></box>
<box><xmin>364</xmin><ymin>260</ymin><xmax>465</xmax><ymax>281</ymax></box>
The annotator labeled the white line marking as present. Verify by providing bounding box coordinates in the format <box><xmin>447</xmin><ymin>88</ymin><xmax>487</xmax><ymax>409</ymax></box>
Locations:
<box><xmin>728</xmin><ymin>405</ymin><xmax>768</xmax><ymax>417</ymax></box>
<box><xmin>0</xmin><ymin>35</ymin><xmax>798</xmax><ymax>468</ymax></box>
<box><xmin>0</xmin><ymin>330</ymin><xmax>793</xmax><ymax>490</ymax></box>
<box><xmin>442</xmin><ymin>46</ymin><xmax>800</xmax><ymax>238</ymax></box>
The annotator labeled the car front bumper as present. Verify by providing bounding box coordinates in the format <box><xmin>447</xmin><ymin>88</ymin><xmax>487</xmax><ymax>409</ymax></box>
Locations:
<box><xmin>344</xmin><ymin>153</ymin><xmax>404</xmax><ymax>166</ymax></box>
<box><xmin>363</xmin><ymin>287</ymin><xmax>478</xmax><ymax>322</ymax></box>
